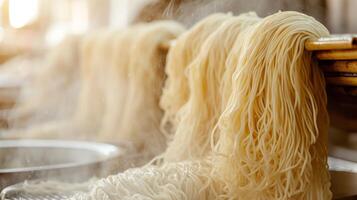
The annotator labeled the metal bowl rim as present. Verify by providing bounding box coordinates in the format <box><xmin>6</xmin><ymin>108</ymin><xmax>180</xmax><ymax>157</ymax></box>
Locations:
<box><xmin>0</xmin><ymin>139</ymin><xmax>121</xmax><ymax>173</ymax></box>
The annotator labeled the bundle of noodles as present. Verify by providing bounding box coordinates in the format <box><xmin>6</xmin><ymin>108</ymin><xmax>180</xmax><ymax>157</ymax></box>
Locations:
<box><xmin>97</xmin><ymin>26</ymin><xmax>144</xmax><ymax>139</ymax></box>
<box><xmin>82</xmin><ymin>22</ymin><xmax>185</xmax><ymax>144</ymax></box>
<box><xmin>100</xmin><ymin>21</ymin><xmax>185</xmax><ymax>155</ymax></box>
<box><xmin>2</xmin><ymin>32</ymin><xmax>116</xmax><ymax>139</ymax></box>
<box><xmin>4</xmin><ymin>21</ymin><xmax>185</xmax><ymax>159</ymax></box>
<box><xmin>212</xmin><ymin>11</ymin><xmax>331</xmax><ymax>199</ymax></box>
<box><xmin>160</xmin><ymin>13</ymin><xmax>230</xmax><ymax>134</ymax></box>
<box><xmin>71</xmin><ymin>12</ymin><xmax>260</xmax><ymax>199</ymax></box>
<box><xmin>163</xmin><ymin>13</ymin><xmax>260</xmax><ymax>162</ymax></box>
<box><xmin>73</xmin><ymin>30</ymin><xmax>119</xmax><ymax>136</ymax></box>
<box><xmin>7</xmin><ymin>35</ymin><xmax>81</xmax><ymax>129</ymax></box>
<box><xmin>72</xmin><ymin>11</ymin><xmax>332</xmax><ymax>200</ymax></box>
<box><xmin>72</xmin><ymin>161</ymin><xmax>214</xmax><ymax>200</ymax></box>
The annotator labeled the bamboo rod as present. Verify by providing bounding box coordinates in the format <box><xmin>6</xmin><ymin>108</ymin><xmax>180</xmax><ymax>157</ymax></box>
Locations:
<box><xmin>320</xmin><ymin>61</ymin><xmax>357</xmax><ymax>73</ymax></box>
<box><xmin>162</xmin><ymin>35</ymin><xmax>357</xmax><ymax>52</ymax></box>
<box><xmin>305</xmin><ymin>36</ymin><xmax>356</xmax><ymax>51</ymax></box>
<box><xmin>326</xmin><ymin>77</ymin><xmax>357</xmax><ymax>86</ymax></box>
<box><xmin>160</xmin><ymin>36</ymin><xmax>357</xmax><ymax>88</ymax></box>
<box><xmin>315</xmin><ymin>49</ymin><xmax>357</xmax><ymax>60</ymax></box>
<box><xmin>305</xmin><ymin>34</ymin><xmax>357</xmax><ymax>51</ymax></box>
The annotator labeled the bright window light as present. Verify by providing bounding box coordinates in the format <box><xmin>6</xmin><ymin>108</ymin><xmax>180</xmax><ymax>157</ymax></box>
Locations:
<box><xmin>71</xmin><ymin>0</ymin><xmax>88</xmax><ymax>33</ymax></box>
<box><xmin>9</xmin><ymin>0</ymin><xmax>39</xmax><ymax>28</ymax></box>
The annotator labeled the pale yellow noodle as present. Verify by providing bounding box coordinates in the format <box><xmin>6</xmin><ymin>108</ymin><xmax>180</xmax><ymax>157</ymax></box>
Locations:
<box><xmin>98</xmin><ymin>25</ymin><xmax>145</xmax><ymax>139</ymax></box>
<box><xmin>160</xmin><ymin>13</ymin><xmax>231</xmax><ymax>135</ymax></box>
<box><xmin>77</xmin><ymin>11</ymin><xmax>332</xmax><ymax>200</ymax></box>
<box><xmin>109</xmin><ymin>21</ymin><xmax>185</xmax><ymax>155</ymax></box>
<box><xmin>8</xmin><ymin>11</ymin><xmax>332</xmax><ymax>200</ymax></box>
<box><xmin>164</xmin><ymin>13</ymin><xmax>261</xmax><ymax>162</ymax></box>
<box><xmin>212</xmin><ymin>11</ymin><xmax>331</xmax><ymax>200</ymax></box>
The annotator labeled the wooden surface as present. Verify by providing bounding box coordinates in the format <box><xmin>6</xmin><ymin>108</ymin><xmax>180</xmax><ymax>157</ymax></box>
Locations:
<box><xmin>306</xmin><ymin>35</ymin><xmax>357</xmax><ymax>51</ymax></box>
<box><xmin>320</xmin><ymin>60</ymin><xmax>357</xmax><ymax>73</ymax></box>
<box><xmin>316</xmin><ymin>49</ymin><xmax>357</xmax><ymax>60</ymax></box>
<box><xmin>326</xmin><ymin>77</ymin><xmax>357</xmax><ymax>86</ymax></box>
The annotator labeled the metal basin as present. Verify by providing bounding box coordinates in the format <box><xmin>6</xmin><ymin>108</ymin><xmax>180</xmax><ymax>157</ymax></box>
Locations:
<box><xmin>331</xmin><ymin>171</ymin><xmax>357</xmax><ymax>199</ymax></box>
<box><xmin>329</xmin><ymin>157</ymin><xmax>357</xmax><ymax>199</ymax></box>
<box><xmin>0</xmin><ymin>140</ymin><xmax>126</xmax><ymax>190</ymax></box>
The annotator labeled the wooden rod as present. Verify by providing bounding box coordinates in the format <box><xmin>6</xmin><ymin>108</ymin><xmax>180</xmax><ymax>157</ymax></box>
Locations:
<box><xmin>305</xmin><ymin>34</ymin><xmax>357</xmax><ymax>51</ymax></box>
<box><xmin>162</xmin><ymin>35</ymin><xmax>357</xmax><ymax>52</ymax></box>
<box><xmin>326</xmin><ymin>77</ymin><xmax>357</xmax><ymax>86</ymax></box>
<box><xmin>160</xmin><ymin>35</ymin><xmax>357</xmax><ymax>51</ymax></box>
<box><xmin>315</xmin><ymin>50</ymin><xmax>357</xmax><ymax>60</ymax></box>
<box><xmin>320</xmin><ymin>61</ymin><xmax>357</xmax><ymax>73</ymax></box>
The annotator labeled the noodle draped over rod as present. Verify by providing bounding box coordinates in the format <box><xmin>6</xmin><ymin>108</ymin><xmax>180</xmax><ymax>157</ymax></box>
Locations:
<box><xmin>114</xmin><ymin>21</ymin><xmax>185</xmax><ymax>155</ymax></box>
<box><xmin>160</xmin><ymin>13</ymin><xmax>230</xmax><ymax>135</ymax></box>
<box><xmin>73</xmin><ymin>11</ymin><xmax>332</xmax><ymax>200</ymax></box>
<box><xmin>164</xmin><ymin>12</ymin><xmax>261</xmax><ymax>162</ymax></box>
<box><xmin>212</xmin><ymin>11</ymin><xmax>331</xmax><ymax>199</ymax></box>
<box><xmin>4</xmin><ymin>21</ymin><xmax>185</xmax><ymax>158</ymax></box>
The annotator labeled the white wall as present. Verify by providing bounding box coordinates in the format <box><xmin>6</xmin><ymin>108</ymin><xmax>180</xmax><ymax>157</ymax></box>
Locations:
<box><xmin>327</xmin><ymin>0</ymin><xmax>357</xmax><ymax>33</ymax></box>
<box><xmin>109</xmin><ymin>0</ymin><xmax>155</xmax><ymax>28</ymax></box>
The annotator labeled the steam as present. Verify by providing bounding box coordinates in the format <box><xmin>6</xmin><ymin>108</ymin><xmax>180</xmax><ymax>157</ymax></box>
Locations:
<box><xmin>2</xmin><ymin>35</ymin><xmax>81</xmax><ymax>135</ymax></box>
<box><xmin>0</xmin><ymin>0</ymin><xmax>331</xmax><ymax>195</ymax></box>
<box><xmin>170</xmin><ymin>0</ymin><xmax>326</xmax><ymax>27</ymax></box>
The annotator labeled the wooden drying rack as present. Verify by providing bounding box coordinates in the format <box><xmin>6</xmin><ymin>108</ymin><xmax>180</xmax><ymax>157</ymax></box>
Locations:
<box><xmin>307</xmin><ymin>35</ymin><xmax>357</xmax><ymax>96</ymax></box>
<box><xmin>161</xmin><ymin>34</ymin><xmax>357</xmax><ymax>91</ymax></box>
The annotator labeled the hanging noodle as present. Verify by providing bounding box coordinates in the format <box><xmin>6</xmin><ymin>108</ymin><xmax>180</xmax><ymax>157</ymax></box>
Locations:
<box><xmin>164</xmin><ymin>13</ymin><xmax>260</xmax><ymax>162</ymax></box>
<box><xmin>4</xmin><ymin>31</ymin><xmax>119</xmax><ymax>139</ymax></box>
<box><xmin>98</xmin><ymin>25</ymin><xmax>145</xmax><ymax>140</ymax></box>
<box><xmin>73</xmin><ymin>11</ymin><xmax>332</xmax><ymax>200</ymax></box>
<box><xmin>212</xmin><ymin>11</ymin><xmax>331</xmax><ymax>199</ymax></box>
<box><xmin>7</xmin><ymin>36</ymin><xmax>81</xmax><ymax>129</ymax></box>
<box><xmin>74</xmin><ymin>30</ymin><xmax>119</xmax><ymax>136</ymax></box>
<box><xmin>160</xmin><ymin>13</ymin><xmax>230</xmax><ymax>134</ymax></box>
<box><xmin>5</xmin><ymin>22</ymin><xmax>184</xmax><ymax>153</ymax></box>
<box><xmin>113</xmin><ymin>21</ymin><xmax>185</xmax><ymax>155</ymax></box>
